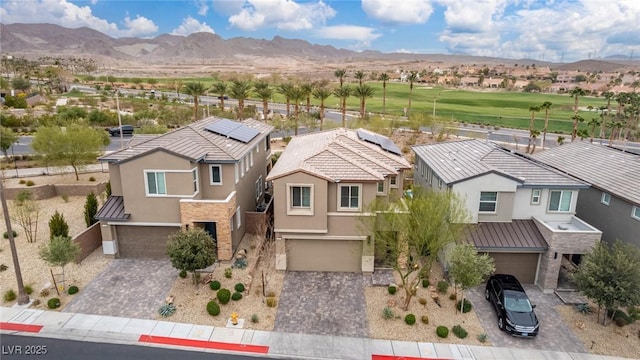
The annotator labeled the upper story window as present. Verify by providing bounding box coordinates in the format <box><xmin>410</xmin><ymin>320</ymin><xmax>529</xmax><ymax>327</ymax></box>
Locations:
<box><xmin>265</xmin><ymin>134</ymin><xmax>271</xmax><ymax>151</ymax></box>
<box><xmin>236</xmin><ymin>206</ymin><xmax>242</xmax><ymax>229</ymax></box>
<box><xmin>479</xmin><ymin>191</ymin><xmax>498</xmax><ymax>212</ymax></box>
<box><xmin>389</xmin><ymin>175</ymin><xmax>398</xmax><ymax>188</ymax></box>
<box><xmin>601</xmin><ymin>192</ymin><xmax>611</xmax><ymax>206</ymax></box>
<box><xmin>250</xmin><ymin>150</ymin><xmax>254</xmax><ymax>167</ymax></box>
<box><xmin>234</xmin><ymin>163</ymin><xmax>239</xmax><ymax>184</ymax></box>
<box><xmin>210</xmin><ymin>165</ymin><xmax>222</xmax><ymax>185</ymax></box>
<box><xmin>192</xmin><ymin>168</ymin><xmax>198</xmax><ymax>193</ymax></box>
<box><xmin>531</xmin><ymin>189</ymin><xmax>541</xmax><ymax>205</ymax></box>
<box><xmin>146</xmin><ymin>171</ymin><xmax>166</xmax><ymax>195</ymax></box>
<box><xmin>288</xmin><ymin>184</ymin><xmax>313</xmax><ymax>215</ymax></box>
<box><xmin>339</xmin><ymin>184</ymin><xmax>361</xmax><ymax>211</ymax></box>
<box><xmin>632</xmin><ymin>206</ymin><xmax>640</xmax><ymax>221</ymax></box>
<box><xmin>241</xmin><ymin>157</ymin><xmax>246</xmax><ymax>177</ymax></box>
<box><xmin>255</xmin><ymin>175</ymin><xmax>263</xmax><ymax>201</ymax></box>
<box><xmin>548</xmin><ymin>190</ymin><xmax>572</xmax><ymax>212</ymax></box>
<box><xmin>377</xmin><ymin>181</ymin><xmax>385</xmax><ymax>195</ymax></box>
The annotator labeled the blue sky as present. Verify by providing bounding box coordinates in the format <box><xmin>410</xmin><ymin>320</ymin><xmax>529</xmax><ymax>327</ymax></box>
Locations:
<box><xmin>1</xmin><ymin>0</ymin><xmax>639</xmax><ymax>62</ymax></box>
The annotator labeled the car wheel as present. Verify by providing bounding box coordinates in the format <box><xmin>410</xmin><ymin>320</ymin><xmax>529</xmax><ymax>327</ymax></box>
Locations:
<box><xmin>498</xmin><ymin>316</ymin><xmax>505</xmax><ymax>331</ymax></box>
<box><xmin>484</xmin><ymin>288</ymin><xmax>490</xmax><ymax>301</ymax></box>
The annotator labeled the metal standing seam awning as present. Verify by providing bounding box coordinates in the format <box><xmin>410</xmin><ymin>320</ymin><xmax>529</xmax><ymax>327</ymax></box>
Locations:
<box><xmin>465</xmin><ymin>220</ymin><xmax>548</xmax><ymax>253</ymax></box>
<box><xmin>95</xmin><ymin>196</ymin><xmax>130</xmax><ymax>221</ymax></box>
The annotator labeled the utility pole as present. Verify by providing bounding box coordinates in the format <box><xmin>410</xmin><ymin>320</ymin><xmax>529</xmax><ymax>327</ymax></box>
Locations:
<box><xmin>0</xmin><ymin>176</ymin><xmax>30</xmax><ymax>305</ymax></box>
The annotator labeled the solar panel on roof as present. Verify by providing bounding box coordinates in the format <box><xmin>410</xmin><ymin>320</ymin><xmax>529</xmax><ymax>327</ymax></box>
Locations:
<box><xmin>204</xmin><ymin>119</ymin><xmax>259</xmax><ymax>143</ymax></box>
<box><xmin>228</xmin><ymin>126</ymin><xmax>259</xmax><ymax>143</ymax></box>
<box><xmin>356</xmin><ymin>129</ymin><xmax>401</xmax><ymax>155</ymax></box>
<box><xmin>378</xmin><ymin>136</ymin><xmax>402</xmax><ymax>155</ymax></box>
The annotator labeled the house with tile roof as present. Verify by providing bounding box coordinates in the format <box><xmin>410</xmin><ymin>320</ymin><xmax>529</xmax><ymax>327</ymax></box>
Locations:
<box><xmin>532</xmin><ymin>142</ymin><xmax>640</xmax><ymax>249</ymax></box>
<box><xmin>266</xmin><ymin>128</ymin><xmax>411</xmax><ymax>272</ymax></box>
<box><xmin>412</xmin><ymin>139</ymin><xmax>601</xmax><ymax>292</ymax></box>
<box><xmin>96</xmin><ymin>117</ymin><xmax>273</xmax><ymax>261</ymax></box>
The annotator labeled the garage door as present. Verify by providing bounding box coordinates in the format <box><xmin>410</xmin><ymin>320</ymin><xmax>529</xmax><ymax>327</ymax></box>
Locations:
<box><xmin>287</xmin><ymin>239</ymin><xmax>362</xmax><ymax>272</ymax></box>
<box><xmin>488</xmin><ymin>252</ymin><xmax>539</xmax><ymax>284</ymax></box>
<box><xmin>116</xmin><ymin>226</ymin><xmax>180</xmax><ymax>259</ymax></box>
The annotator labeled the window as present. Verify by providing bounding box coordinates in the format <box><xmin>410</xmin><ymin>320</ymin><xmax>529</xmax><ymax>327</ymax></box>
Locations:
<box><xmin>531</xmin><ymin>189</ymin><xmax>541</xmax><ymax>205</ymax></box>
<box><xmin>632</xmin><ymin>206</ymin><xmax>640</xmax><ymax>221</ymax></box>
<box><xmin>255</xmin><ymin>175</ymin><xmax>263</xmax><ymax>200</ymax></box>
<box><xmin>339</xmin><ymin>184</ymin><xmax>361</xmax><ymax>210</ymax></box>
<box><xmin>479</xmin><ymin>192</ymin><xmax>497</xmax><ymax>212</ymax></box>
<box><xmin>548</xmin><ymin>190</ymin><xmax>572</xmax><ymax>212</ymax></box>
<box><xmin>241</xmin><ymin>157</ymin><xmax>245</xmax><ymax>177</ymax></box>
<box><xmin>601</xmin><ymin>192</ymin><xmax>611</xmax><ymax>206</ymax></box>
<box><xmin>389</xmin><ymin>175</ymin><xmax>398</xmax><ymax>188</ymax></box>
<box><xmin>146</xmin><ymin>171</ymin><xmax>166</xmax><ymax>195</ymax></box>
<box><xmin>377</xmin><ymin>181</ymin><xmax>385</xmax><ymax>194</ymax></box>
<box><xmin>438</xmin><ymin>177</ymin><xmax>442</xmax><ymax>189</ymax></box>
<box><xmin>210</xmin><ymin>165</ymin><xmax>222</xmax><ymax>185</ymax></box>
<box><xmin>236</xmin><ymin>206</ymin><xmax>241</xmax><ymax>229</ymax></box>
<box><xmin>250</xmin><ymin>150</ymin><xmax>254</xmax><ymax>167</ymax></box>
<box><xmin>245</xmin><ymin>154</ymin><xmax>250</xmax><ymax>172</ymax></box>
<box><xmin>192</xmin><ymin>168</ymin><xmax>198</xmax><ymax>193</ymax></box>
<box><xmin>265</xmin><ymin>134</ymin><xmax>271</xmax><ymax>151</ymax></box>
<box><xmin>234</xmin><ymin>163</ymin><xmax>239</xmax><ymax>184</ymax></box>
<box><xmin>291</xmin><ymin>186</ymin><xmax>311</xmax><ymax>208</ymax></box>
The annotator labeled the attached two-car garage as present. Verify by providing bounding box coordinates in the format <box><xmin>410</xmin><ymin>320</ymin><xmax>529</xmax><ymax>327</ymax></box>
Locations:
<box><xmin>116</xmin><ymin>225</ymin><xmax>181</xmax><ymax>258</ymax></box>
<box><xmin>286</xmin><ymin>239</ymin><xmax>363</xmax><ymax>272</ymax></box>
<box><xmin>486</xmin><ymin>252</ymin><xmax>540</xmax><ymax>284</ymax></box>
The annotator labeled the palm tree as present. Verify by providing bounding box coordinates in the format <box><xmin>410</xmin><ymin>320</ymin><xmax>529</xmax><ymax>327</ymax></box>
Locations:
<box><xmin>289</xmin><ymin>85</ymin><xmax>305</xmax><ymax>136</ymax></box>
<box><xmin>526</xmin><ymin>105</ymin><xmax>540</xmax><ymax>153</ymax></box>
<box><xmin>312</xmin><ymin>85</ymin><xmax>332</xmax><ymax>130</ymax></box>
<box><xmin>540</xmin><ymin>101</ymin><xmax>552</xmax><ymax>149</ymax></box>
<box><xmin>354</xmin><ymin>70</ymin><xmax>366</xmax><ymax>86</ymax></box>
<box><xmin>587</xmin><ymin>117</ymin><xmax>600</xmax><ymax>143</ymax></box>
<box><xmin>601</xmin><ymin>91</ymin><xmax>615</xmax><ymax>139</ymax></box>
<box><xmin>333</xmin><ymin>85</ymin><xmax>351</xmax><ymax>127</ymax></box>
<box><xmin>278</xmin><ymin>83</ymin><xmax>294</xmax><ymax>117</ymax></box>
<box><xmin>354</xmin><ymin>84</ymin><xmax>375</xmax><ymax>119</ymax></box>
<box><xmin>406</xmin><ymin>71</ymin><xmax>419</xmax><ymax>118</ymax></box>
<box><xmin>229</xmin><ymin>79</ymin><xmax>252</xmax><ymax>120</ymax></box>
<box><xmin>254</xmin><ymin>80</ymin><xmax>274</xmax><ymax>121</ymax></box>
<box><xmin>530</xmin><ymin>129</ymin><xmax>541</xmax><ymax>153</ymax></box>
<box><xmin>569</xmin><ymin>87</ymin><xmax>587</xmax><ymax>141</ymax></box>
<box><xmin>211</xmin><ymin>82</ymin><xmax>228</xmax><ymax>110</ymax></box>
<box><xmin>301</xmin><ymin>83</ymin><xmax>314</xmax><ymax>115</ymax></box>
<box><xmin>608</xmin><ymin>121</ymin><xmax>623</xmax><ymax>143</ymax></box>
<box><xmin>174</xmin><ymin>79</ymin><xmax>184</xmax><ymax>100</ymax></box>
<box><xmin>183</xmin><ymin>81</ymin><xmax>208</xmax><ymax>121</ymax></box>
<box><xmin>379</xmin><ymin>72</ymin><xmax>390</xmax><ymax>116</ymax></box>
<box><xmin>334</xmin><ymin>69</ymin><xmax>347</xmax><ymax>87</ymax></box>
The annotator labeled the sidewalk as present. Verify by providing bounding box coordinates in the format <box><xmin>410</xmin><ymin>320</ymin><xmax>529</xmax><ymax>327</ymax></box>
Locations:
<box><xmin>1</xmin><ymin>306</ymin><xmax>628</xmax><ymax>360</ymax></box>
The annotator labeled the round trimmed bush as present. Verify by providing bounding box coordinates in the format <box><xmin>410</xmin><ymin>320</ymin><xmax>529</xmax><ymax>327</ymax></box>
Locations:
<box><xmin>436</xmin><ymin>326</ymin><xmax>449</xmax><ymax>338</ymax></box>
<box><xmin>231</xmin><ymin>292</ymin><xmax>243</xmax><ymax>301</ymax></box>
<box><xmin>4</xmin><ymin>289</ymin><xmax>17</xmax><ymax>302</ymax></box>
<box><xmin>47</xmin><ymin>298</ymin><xmax>61</xmax><ymax>309</ymax></box>
<box><xmin>387</xmin><ymin>285</ymin><xmax>397</xmax><ymax>295</ymax></box>
<box><xmin>24</xmin><ymin>285</ymin><xmax>33</xmax><ymax>295</ymax></box>
<box><xmin>436</xmin><ymin>280</ymin><xmax>449</xmax><ymax>294</ymax></box>
<box><xmin>234</xmin><ymin>283</ymin><xmax>245</xmax><ymax>293</ymax></box>
<box><xmin>404</xmin><ymin>314</ymin><xmax>416</xmax><ymax>325</ymax></box>
<box><xmin>421</xmin><ymin>315</ymin><xmax>429</xmax><ymax>324</ymax></box>
<box><xmin>217</xmin><ymin>288</ymin><xmax>231</xmax><ymax>304</ymax></box>
<box><xmin>210</xmin><ymin>280</ymin><xmax>221</xmax><ymax>290</ymax></box>
<box><xmin>456</xmin><ymin>299</ymin><xmax>473</xmax><ymax>313</ymax></box>
<box><xmin>422</xmin><ymin>279</ymin><xmax>429</xmax><ymax>288</ymax></box>
<box><xmin>206</xmin><ymin>301</ymin><xmax>220</xmax><ymax>316</ymax></box>
<box><xmin>266</xmin><ymin>297</ymin><xmax>277</xmax><ymax>308</ymax></box>
<box><xmin>452</xmin><ymin>325</ymin><xmax>468</xmax><ymax>339</ymax></box>
<box><xmin>68</xmin><ymin>286</ymin><xmax>79</xmax><ymax>295</ymax></box>
<box><xmin>179</xmin><ymin>270</ymin><xmax>187</xmax><ymax>278</ymax></box>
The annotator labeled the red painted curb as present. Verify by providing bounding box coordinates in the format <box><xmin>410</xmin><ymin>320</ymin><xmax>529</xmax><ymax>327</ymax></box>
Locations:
<box><xmin>372</xmin><ymin>355</ymin><xmax>450</xmax><ymax>360</ymax></box>
<box><xmin>138</xmin><ymin>334</ymin><xmax>269</xmax><ymax>354</ymax></box>
<box><xmin>0</xmin><ymin>322</ymin><xmax>44</xmax><ymax>333</ymax></box>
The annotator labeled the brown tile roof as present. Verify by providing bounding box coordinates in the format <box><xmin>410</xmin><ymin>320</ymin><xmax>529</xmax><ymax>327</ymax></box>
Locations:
<box><xmin>465</xmin><ymin>220</ymin><xmax>548</xmax><ymax>252</ymax></box>
<box><xmin>95</xmin><ymin>196</ymin><xmax>129</xmax><ymax>221</ymax></box>
<box><xmin>266</xmin><ymin>128</ymin><xmax>410</xmax><ymax>182</ymax></box>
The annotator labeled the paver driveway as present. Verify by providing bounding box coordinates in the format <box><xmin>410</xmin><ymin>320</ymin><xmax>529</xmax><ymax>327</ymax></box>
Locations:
<box><xmin>64</xmin><ymin>259</ymin><xmax>176</xmax><ymax>319</ymax></box>
<box><xmin>274</xmin><ymin>272</ymin><xmax>369</xmax><ymax>338</ymax></box>
<box><xmin>466</xmin><ymin>284</ymin><xmax>587</xmax><ymax>353</ymax></box>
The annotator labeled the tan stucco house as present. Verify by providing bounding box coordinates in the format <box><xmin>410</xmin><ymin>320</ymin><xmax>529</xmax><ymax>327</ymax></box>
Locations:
<box><xmin>96</xmin><ymin>117</ymin><xmax>273</xmax><ymax>261</ymax></box>
<box><xmin>413</xmin><ymin>139</ymin><xmax>602</xmax><ymax>292</ymax></box>
<box><xmin>266</xmin><ymin>128</ymin><xmax>411</xmax><ymax>272</ymax></box>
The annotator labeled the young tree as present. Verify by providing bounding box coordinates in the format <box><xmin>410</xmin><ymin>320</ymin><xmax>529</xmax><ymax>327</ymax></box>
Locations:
<box><xmin>572</xmin><ymin>240</ymin><xmax>640</xmax><ymax>325</ymax></box>
<box><xmin>11</xmin><ymin>190</ymin><xmax>40</xmax><ymax>243</ymax></box>
<box><xmin>39</xmin><ymin>235</ymin><xmax>81</xmax><ymax>289</ymax></box>
<box><xmin>32</xmin><ymin>124</ymin><xmax>109</xmax><ymax>180</ymax></box>
<box><xmin>166</xmin><ymin>228</ymin><xmax>217</xmax><ymax>286</ymax></box>
<box><xmin>49</xmin><ymin>211</ymin><xmax>69</xmax><ymax>239</ymax></box>
<box><xmin>448</xmin><ymin>243</ymin><xmax>495</xmax><ymax>313</ymax></box>
<box><xmin>84</xmin><ymin>192</ymin><xmax>98</xmax><ymax>227</ymax></box>
<box><xmin>360</xmin><ymin>187</ymin><xmax>470</xmax><ymax>310</ymax></box>
<box><xmin>0</xmin><ymin>126</ymin><xmax>18</xmax><ymax>159</ymax></box>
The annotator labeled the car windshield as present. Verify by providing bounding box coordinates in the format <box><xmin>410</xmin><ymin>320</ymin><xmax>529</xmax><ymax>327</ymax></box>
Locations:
<box><xmin>504</xmin><ymin>294</ymin><xmax>533</xmax><ymax>312</ymax></box>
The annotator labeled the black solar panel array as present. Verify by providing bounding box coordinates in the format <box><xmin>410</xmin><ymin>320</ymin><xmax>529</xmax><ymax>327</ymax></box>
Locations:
<box><xmin>204</xmin><ymin>119</ymin><xmax>260</xmax><ymax>143</ymax></box>
<box><xmin>356</xmin><ymin>129</ymin><xmax>402</xmax><ymax>155</ymax></box>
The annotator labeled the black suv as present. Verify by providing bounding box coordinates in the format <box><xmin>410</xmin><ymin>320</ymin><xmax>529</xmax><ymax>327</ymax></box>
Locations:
<box><xmin>485</xmin><ymin>274</ymin><xmax>539</xmax><ymax>337</ymax></box>
<box><xmin>108</xmin><ymin>125</ymin><xmax>134</xmax><ymax>137</ymax></box>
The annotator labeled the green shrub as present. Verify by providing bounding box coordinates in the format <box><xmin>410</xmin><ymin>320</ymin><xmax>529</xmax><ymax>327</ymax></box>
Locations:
<box><xmin>3</xmin><ymin>230</ymin><xmax>18</xmax><ymax>239</ymax></box>
<box><xmin>3</xmin><ymin>289</ymin><xmax>17</xmax><ymax>302</ymax></box>
<box><xmin>387</xmin><ymin>285</ymin><xmax>397</xmax><ymax>295</ymax></box>
<box><xmin>49</xmin><ymin>211</ymin><xmax>70</xmax><ymax>239</ymax></box>
<box><xmin>89</xmin><ymin>176</ymin><xmax>96</xmax><ymax>182</ymax></box>
<box><xmin>452</xmin><ymin>325</ymin><xmax>468</xmax><ymax>339</ymax></box>
<box><xmin>217</xmin><ymin>288</ymin><xmax>231</xmax><ymax>304</ymax></box>
<box><xmin>449</xmin><ymin>293</ymin><xmax>457</xmax><ymax>301</ymax></box>
<box><xmin>231</xmin><ymin>292</ymin><xmax>243</xmax><ymax>301</ymax></box>
<box><xmin>32</xmin><ymin>299</ymin><xmax>41</xmax><ymax>307</ymax></box>
<box><xmin>266</xmin><ymin>297</ymin><xmax>277</xmax><ymax>308</ymax></box>
<box><xmin>436</xmin><ymin>326</ymin><xmax>449</xmax><ymax>338</ymax></box>
<box><xmin>405</xmin><ymin>314</ymin><xmax>416</xmax><ymax>325</ymax></box>
<box><xmin>232</xmin><ymin>258</ymin><xmax>247</xmax><ymax>269</ymax></box>
<box><xmin>421</xmin><ymin>315</ymin><xmax>429</xmax><ymax>324</ymax></box>
<box><xmin>418</xmin><ymin>297</ymin><xmax>427</xmax><ymax>306</ymax></box>
<box><xmin>615</xmin><ymin>317</ymin><xmax>627</xmax><ymax>327</ymax></box>
<box><xmin>224</xmin><ymin>268</ymin><xmax>233</xmax><ymax>278</ymax></box>
<box><xmin>251</xmin><ymin>314</ymin><xmax>259</xmax><ymax>323</ymax></box>
<box><xmin>608</xmin><ymin>309</ymin><xmax>633</xmax><ymax>325</ymax></box>
<box><xmin>436</xmin><ymin>280</ymin><xmax>449</xmax><ymax>293</ymax></box>
<box><xmin>179</xmin><ymin>270</ymin><xmax>187</xmax><ymax>278</ymax></box>
<box><xmin>206</xmin><ymin>301</ymin><xmax>220</xmax><ymax>316</ymax></box>
<box><xmin>422</xmin><ymin>278</ymin><xmax>430</xmax><ymax>288</ymax></box>
<box><xmin>0</xmin><ymin>264</ymin><xmax>7</xmax><ymax>272</ymax></box>
<box><xmin>575</xmin><ymin>303</ymin><xmax>591</xmax><ymax>314</ymax></box>
<box><xmin>234</xmin><ymin>283</ymin><xmax>245</xmax><ymax>293</ymax></box>
<box><xmin>68</xmin><ymin>286</ymin><xmax>79</xmax><ymax>295</ymax></box>
<box><xmin>477</xmin><ymin>333</ymin><xmax>488</xmax><ymax>343</ymax></box>
<box><xmin>26</xmin><ymin>180</ymin><xmax>35</xmax><ymax>186</ymax></box>
<box><xmin>47</xmin><ymin>298</ymin><xmax>61</xmax><ymax>309</ymax></box>
<box><xmin>19</xmin><ymin>179</ymin><xmax>26</xmax><ymax>184</ymax></box>
<box><xmin>40</xmin><ymin>289</ymin><xmax>50</xmax><ymax>297</ymax></box>
<box><xmin>628</xmin><ymin>307</ymin><xmax>640</xmax><ymax>321</ymax></box>
<box><xmin>158</xmin><ymin>303</ymin><xmax>176</xmax><ymax>317</ymax></box>
<box><xmin>456</xmin><ymin>299</ymin><xmax>473</xmax><ymax>313</ymax></box>
<box><xmin>24</xmin><ymin>285</ymin><xmax>33</xmax><ymax>295</ymax></box>
<box><xmin>210</xmin><ymin>280</ymin><xmax>221</xmax><ymax>290</ymax></box>
<box><xmin>61</xmin><ymin>195</ymin><xmax>69</xmax><ymax>203</ymax></box>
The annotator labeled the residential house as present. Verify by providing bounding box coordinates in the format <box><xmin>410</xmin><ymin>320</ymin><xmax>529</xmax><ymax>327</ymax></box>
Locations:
<box><xmin>265</xmin><ymin>128</ymin><xmax>411</xmax><ymax>272</ymax></box>
<box><xmin>412</xmin><ymin>139</ymin><xmax>601</xmax><ymax>292</ymax></box>
<box><xmin>532</xmin><ymin>142</ymin><xmax>640</xmax><ymax>249</ymax></box>
<box><xmin>96</xmin><ymin>117</ymin><xmax>273</xmax><ymax>261</ymax></box>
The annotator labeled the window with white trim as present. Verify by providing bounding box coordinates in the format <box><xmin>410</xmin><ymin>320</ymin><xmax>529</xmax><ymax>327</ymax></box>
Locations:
<box><xmin>210</xmin><ymin>165</ymin><xmax>222</xmax><ymax>185</ymax></box>
<box><xmin>339</xmin><ymin>184</ymin><xmax>361</xmax><ymax>210</ymax></box>
<box><xmin>241</xmin><ymin>157</ymin><xmax>245</xmax><ymax>177</ymax></box>
<box><xmin>531</xmin><ymin>189</ymin><xmax>541</xmax><ymax>205</ymax></box>
<box><xmin>255</xmin><ymin>175</ymin><xmax>263</xmax><ymax>200</ymax></box>
<box><xmin>479</xmin><ymin>191</ymin><xmax>498</xmax><ymax>212</ymax></box>
<box><xmin>234</xmin><ymin>163</ymin><xmax>239</xmax><ymax>184</ymax></box>
<box><xmin>389</xmin><ymin>175</ymin><xmax>398</xmax><ymax>188</ymax></box>
<box><xmin>632</xmin><ymin>206</ymin><xmax>640</xmax><ymax>221</ymax></box>
<box><xmin>192</xmin><ymin>168</ymin><xmax>198</xmax><ymax>193</ymax></box>
<box><xmin>236</xmin><ymin>206</ymin><xmax>241</xmax><ymax>229</ymax></box>
<box><xmin>146</xmin><ymin>171</ymin><xmax>166</xmax><ymax>195</ymax></box>
<box><xmin>245</xmin><ymin>154</ymin><xmax>250</xmax><ymax>172</ymax></box>
<box><xmin>250</xmin><ymin>151</ymin><xmax>254</xmax><ymax>167</ymax></box>
<box><xmin>288</xmin><ymin>185</ymin><xmax>312</xmax><ymax>214</ymax></box>
<box><xmin>548</xmin><ymin>190</ymin><xmax>572</xmax><ymax>212</ymax></box>
<box><xmin>601</xmin><ymin>192</ymin><xmax>611</xmax><ymax>206</ymax></box>
<box><xmin>377</xmin><ymin>181</ymin><xmax>385</xmax><ymax>194</ymax></box>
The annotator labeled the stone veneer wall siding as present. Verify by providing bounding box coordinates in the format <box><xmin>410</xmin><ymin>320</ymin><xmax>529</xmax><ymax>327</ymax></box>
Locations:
<box><xmin>180</xmin><ymin>197</ymin><xmax>237</xmax><ymax>261</ymax></box>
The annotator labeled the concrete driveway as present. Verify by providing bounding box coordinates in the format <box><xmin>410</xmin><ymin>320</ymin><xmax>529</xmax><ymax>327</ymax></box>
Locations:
<box><xmin>274</xmin><ymin>272</ymin><xmax>369</xmax><ymax>338</ymax></box>
<box><xmin>63</xmin><ymin>259</ymin><xmax>177</xmax><ymax>319</ymax></box>
<box><xmin>466</xmin><ymin>284</ymin><xmax>587</xmax><ymax>353</ymax></box>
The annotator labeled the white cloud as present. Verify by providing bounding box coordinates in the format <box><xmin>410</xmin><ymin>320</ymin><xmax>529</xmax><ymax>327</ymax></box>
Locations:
<box><xmin>227</xmin><ymin>0</ymin><xmax>336</xmax><ymax>31</ymax></box>
<box><xmin>122</xmin><ymin>15</ymin><xmax>158</xmax><ymax>37</ymax></box>
<box><xmin>439</xmin><ymin>0</ymin><xmax>506</xmax><ymax>33</ymax></box>
<box><xmin>171</xmin><ymin>16</ymin><xmax>215</xmax><ymax>36</ymax></box>
<box><xmin>315</xmin><ymin>25</ymin><xmax>381</xmax><ymax>41</ymax></box>
<box><xmin>361</xmin><ymin>0</ymin><xmax>434</xmax><ymax>24</ymax></box>
<box><xmin>212</xmin><ymin>0</ymin><xmax>245</xmax><ymax>16</ymax></box>
<box><xmin>195</xmin><ymin>0</ymin><xmax>209</xmax><ymax>16</ymax></box>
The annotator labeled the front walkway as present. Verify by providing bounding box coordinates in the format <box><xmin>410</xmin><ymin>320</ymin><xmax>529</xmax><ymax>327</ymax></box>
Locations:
<box><xmin>63</xmin><ymin>259</ymin><xmax>176</xmax><ymax>319</ymax></box>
